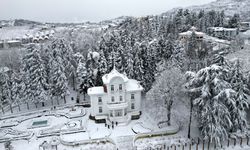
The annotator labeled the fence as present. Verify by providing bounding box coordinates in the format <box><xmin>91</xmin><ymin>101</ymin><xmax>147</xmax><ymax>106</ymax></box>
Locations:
<box><xmin>135</xmin><ymin>136</ymin><xmax>250</xmax><ymax>150</ymax></box>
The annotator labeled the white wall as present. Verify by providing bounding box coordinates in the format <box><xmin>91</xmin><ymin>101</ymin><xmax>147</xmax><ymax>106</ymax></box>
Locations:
<box><xmin>90</xmin><ymin>77</ymin><xmax>142</xmax><ymax>117</ymax></box>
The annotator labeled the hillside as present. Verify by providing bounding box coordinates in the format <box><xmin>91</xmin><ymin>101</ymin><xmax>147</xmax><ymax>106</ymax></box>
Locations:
<box><xmin>188</xmin><ymin>0</ymin><xmax>250</xmax><ymax>20</ymax></box>
<box><xmin>161</xmin><ymin>0</ymin><xmax>250</xmax><ymax>21</ymax></box>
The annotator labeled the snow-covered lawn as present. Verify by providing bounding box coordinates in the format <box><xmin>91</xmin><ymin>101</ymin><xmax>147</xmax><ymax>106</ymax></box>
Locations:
<box><xmin>0</xmin><ymin>94</ymin><xmax>182</xmax><ymax>150</ymax></box>
<box><xmin>0</xmin><ymin>104</ymin><xmax>171</xmax><ymax>149</ymax></box>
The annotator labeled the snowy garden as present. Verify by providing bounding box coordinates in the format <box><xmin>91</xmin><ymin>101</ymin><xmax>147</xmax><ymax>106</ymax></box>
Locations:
<box><xmin>1</xmin><ymin>0</ymin><xmax>250</xmax><ymax>149</ymax></box>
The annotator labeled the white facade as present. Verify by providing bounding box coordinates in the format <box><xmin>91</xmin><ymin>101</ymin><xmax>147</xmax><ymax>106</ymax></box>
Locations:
<box><xmin>87</xmin><ymin>68</ymin><xmax>143</xmax><ymax>123</ymax></box>
<box><xmin>179</xmin><ymin>26</ymin><xmax>204</xmax><ymax>42</ymax></box>
<box><xmin>207</xmin><ymin>27</ymin><xmax>239</xmax><ymax>40</ymax></box>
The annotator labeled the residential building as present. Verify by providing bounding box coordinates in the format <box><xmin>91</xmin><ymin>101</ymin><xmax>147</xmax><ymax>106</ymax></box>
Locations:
<box><xmin>87</xmin><ymin>68</ymin><xmax>143</xmax><ymax>123</ymax></box>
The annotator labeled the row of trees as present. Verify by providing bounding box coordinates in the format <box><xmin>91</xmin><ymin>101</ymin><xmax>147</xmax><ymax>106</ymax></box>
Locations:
<box><xmin>0</xmin><ymin>39</ymin><xmax>75</xmax><ymax>112</ymax></box>
<box><xmin>117</xmin><ymin>9</ymin><xmax>240</xmax><ymax>41</ymax></box>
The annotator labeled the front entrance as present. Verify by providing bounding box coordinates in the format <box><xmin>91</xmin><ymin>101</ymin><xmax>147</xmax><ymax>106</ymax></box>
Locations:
<box><xmin>109</xmin><ymin>108</ymin><xmax>129</xmax><ymax>123</ymax></box>
<box><xmin>115</xmin><ymin>110</ymin><xmax>122</xmax><ymax>117</ymax></box>
<box><xmin>109</xmin><ymin>108</ymin><xmax>127</xmax><ymax>117</ymax></box>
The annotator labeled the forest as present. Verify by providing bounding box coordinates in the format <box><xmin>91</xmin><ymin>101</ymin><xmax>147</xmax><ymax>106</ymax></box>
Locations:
<box><xmin>0</xmin><ymin>8</ymin><xmax>248</xmax><ymax>146</ymax></box>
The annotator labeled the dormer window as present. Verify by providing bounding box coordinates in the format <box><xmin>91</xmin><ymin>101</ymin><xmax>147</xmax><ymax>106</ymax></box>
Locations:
<box><xmin>119</xmin><ymin>84</ymin><xmax>122</xmax><ymax>91</ymax></box>
<box><xmin>111</xmin><ymin>85</ymin><xmax>114</xmax><ymax>92</ymax></box>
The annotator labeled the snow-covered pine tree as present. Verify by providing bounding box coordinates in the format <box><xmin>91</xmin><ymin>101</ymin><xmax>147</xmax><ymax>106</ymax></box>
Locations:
<box><xmin>185</xmin><ymin>64</ymin><xmax>236</xmax><ymax>146</ymax></box>
<box><xmin>0</xmin><ymin>69</ymin><xmax>9</xmax><ymax>113</ymax></box>
<box><xmin>5</xmin><ymin>71</ymin><xmax>19</xmax><ymax>113</ymax></box>
<box><xmin>77</xmin><ymin>56</ymin><xmax>95</xmax><ymax>101</ymax></box>
<box><xmin>228</xmin><ymin>14</ymin><xmax>240</xmax><ymax>28</ymax></box>
<box><xmin>50</xmin><ymin>39</ymin><xmax>74</xmax><ymax>79</ymax></box>
<box><xmin>124</xmin><ymin>46</ymin><xmax>134</xmax><ymax>79</ymax></box>
<box><xmin>11</xmin><ymin>71</ymin><xmax>26</xmax><ymax>110</ymax></box>
<box><xmin>115</xmin><ymin>46</ymin><xmax>124</xmax><ymax>73</ymax></box>
<box><xmin>96</xmin><ymin>51</ymin><xmax>107</xmax><ymax>86</ymax></box>
<box><xmin>49</xmin><ymin>56</ymin><xmax>68</xmax><ymax>104</ymax></box>
<box><xmin>22</xmin><ymin>45</ymin><xmax>48</xmax><ymax>105</ymax></box>
<box><xmin>133</xmin><ymin>43</ymin><xmax>144</xmax><ymax>82</ymax></box>
<box><xmin>228</xmin><ymin>59</ymin><xmax>249</xmax><ymax>132</ymax></box>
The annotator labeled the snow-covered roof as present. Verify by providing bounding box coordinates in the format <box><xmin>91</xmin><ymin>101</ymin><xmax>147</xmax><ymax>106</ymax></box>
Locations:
<box><xmin>102</xmin><ymin>68</ymin><xmax>128</xmax><ymax>84</ymax></box>
<box><xmin>126</xmin><ymin>79</ymin><xmax>143</xmax><ymax>92</ymax></box>
<box><xmin>88</xmin><ymin>69</ymin><xmax>143</xmax><ymax>95</ymax></box>
<box><xmin>88</xmin><ymin>86</ymin><xmax>105</xmax><ymax>95</ymax></box>
<box><xmin>208</xmin><ymin>27</ymin><xmax>237</xmax><ymax>32</ymax></box>
<box><xmin>179</xmin><ymin>31</ymin><xmax>204</xmax><ymax>36</ymax></box>
<box><xmin>179</xmin><ymin>26</ymin><xmax>204</xmax><ymax>37</ymax></box>
<box><xmin>7</xmin><ymin>40</ymin><xmax>21</xmax><ymax>43</ymax></box>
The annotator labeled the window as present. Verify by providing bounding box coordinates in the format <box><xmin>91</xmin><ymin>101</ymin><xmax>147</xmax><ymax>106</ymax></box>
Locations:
<box><xmin>131</xmin><ymin>103</ymin><xmax>135</xmax><ymax>109</ymax></box>
<box><xmin>111</xmin><ymin>96</ymin><xmax>115</xmax><ymax>102</ymax></box>
<box><xmin>119</xmin><ymin>96</ymin><xmax>123</xmax><ymax>101</ymax></box>
<box><xmin>98</xmin><ymin>97</ymin><xmax>102</xmax><ymax>104</ymax></box>
<box><xmin>131</xmin><ymin>94</ymin><xmax>135</xmax><ymax>100</ymax></box>
<box><xmin>99</xmin><ymin>107</ymin><xmax>102</xmax><ymax>113</ymax></box>
<box><xmin>111</xmin><ymin>85</ymin><xmax>114</xmax><ymax>92</ymax></box>
<box><xmin>119</xmin><ymin>84</ymin><xmax>122</xmax><ymax>91</ymax></box>
<box><xmin>110</xmin><ymin>111</ymin><xmax>113</xmax><ymax>117</ymax></box>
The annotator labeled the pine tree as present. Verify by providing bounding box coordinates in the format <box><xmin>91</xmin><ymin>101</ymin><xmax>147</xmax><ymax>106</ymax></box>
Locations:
<box><xmin>22</xmin><ymin>45</ymin><xmax>48</xmax><ymax>105</ymax></box>
<box><xmin>0</xmin><ymin>69</ymin><xmax>9</xmax><ymax>113</ymax></box>
<box><xmin>228</xmin><ymin>59</ymin><xmax>249</xmax><ymax>132</ymax></box>
<box><xmin>12</xmin><ymin>72</ymin><xmax>25</xmax><ymax>110</ymax></box>
<box><xmin>185</xmin><ymin>65</ymin><xmax>236</xmax><ymax>146</ymax></box>
<box><xmin>228</xmin><ymin>14</ymin><xmax>240</xmax><ymax>28</ymax></box>
<box><xmin>50</xmin><ymin>39</ymin><xmax>74</xmax><ymax>79</ymax></box>
<box><xmin>133</xmin><ymin>44</ymin><xmax>144</xmax><ymax>82</ymax></box>
<box><xmin>96</xmin><ymin>51</ymin><xmax>107</xmax><ymax>86</ymax></box>
<box><xmin>49</xmin><ymin>56</ymin><xmax>68</xmax><ymax>104</ymax></box>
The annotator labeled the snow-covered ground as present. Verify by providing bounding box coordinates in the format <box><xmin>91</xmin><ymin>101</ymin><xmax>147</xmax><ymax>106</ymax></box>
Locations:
<box><xmin>0</xmin><ymin>99</ymin><xmax>178</xmax><ymax>150</ymax></box>
<box><xmin>0</xmin><ymin>26</ymin><xmax>38</xmax><ymax>40</ymax></box>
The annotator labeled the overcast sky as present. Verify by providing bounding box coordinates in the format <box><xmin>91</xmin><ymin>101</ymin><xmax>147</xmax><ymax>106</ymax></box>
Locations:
<box><xmin>0</xmin><ymin>0</ymin><xmax>215</xmax><ymax>23</ymax></box>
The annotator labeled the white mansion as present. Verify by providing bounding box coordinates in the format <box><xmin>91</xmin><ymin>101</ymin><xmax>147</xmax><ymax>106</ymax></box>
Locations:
<box><xmin>87</xmin><ymin>68</ymin><xmax>143</xmax><ymax>123</ymax></box>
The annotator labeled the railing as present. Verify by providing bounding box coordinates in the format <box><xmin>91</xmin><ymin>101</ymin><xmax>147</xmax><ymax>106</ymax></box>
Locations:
<box><xmin>134</xmin><ymin>135</ymin><xmax>250</xmax><ymax>150</ymax></box>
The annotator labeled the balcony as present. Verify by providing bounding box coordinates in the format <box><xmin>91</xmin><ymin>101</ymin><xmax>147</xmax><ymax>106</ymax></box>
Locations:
<box><xmin>107</xmin><ymin>101</ymin><xmax>128</xmax><ymax>109</ymax></box>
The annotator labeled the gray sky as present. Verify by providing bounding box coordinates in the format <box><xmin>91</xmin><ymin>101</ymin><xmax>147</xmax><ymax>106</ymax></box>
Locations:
<box><xmin>0</xmin><ymin>0</ymin><xmax>215</xmax><ymax>23</ymax></box>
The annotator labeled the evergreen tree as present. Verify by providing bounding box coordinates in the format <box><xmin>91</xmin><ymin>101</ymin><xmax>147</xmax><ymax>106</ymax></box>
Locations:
<box><xmin>96</xmin><ymin>51</ymin><xmax>107</xmax><ymax>86</ymax></box>
<box><xmin>229</xmin><ymin>59</ymin><xmax>249</xmax><ymax>132</ymax></box>
<box><xmin>185</xmin><ymin>65</ymin><xmax>235</xmax><ymax>146</ymax></box>
<box><xmin>76</xmin><ymin>61</ymin><xmax>87</xmax><ymax>100</ymax></box>
<box><xmin>49</xmin><ymin>56</ymin><xmax>68</xmax><ymax>103</ymax></box>
<box><xmin>50</xmin><ymin>39</ymin><xmax>74</xmax><ymax>79</ymax></box>
<box><xmin>0</xmin><ymin>69</ymin><xmax>9</xmax><ymax>113</ymax></box>
<box><xmin>228</xmin><ymin>14</ymin><xmax>240</xmax><ymax>28</ymax></box>
<box><xmin>22</xmin><ymin>45</ymin><xmax>48</xmax><ymax>104</ymax></box>
<box><xmin>133</xmin><ymin>44</ymin><xmax>144</xmax><ymax>82</ymax></box>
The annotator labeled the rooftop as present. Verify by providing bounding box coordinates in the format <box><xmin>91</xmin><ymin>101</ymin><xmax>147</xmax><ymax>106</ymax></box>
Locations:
<box><xmin>87</xmin><ymin>86</ymin><xmax>105</xmax><ymax>95</ymax></box>
<box><xmin>179</xmin><ymin>30</ymin><xmax>204</xmax><ymax>36</ymax></box>
<box><xmin>208</xmin><ymin>27</ymin><xmax>238</xmax><ymax>31</ymax></box>
<box><xmin>125</xmin><ymin>79</ymin><xmax>143</xmax><ymax>92</ymax></box>
<box><xmin>179</xmin><ymin>26</ymin><xmax>204</xmax><ymax>36</ymax></box>
<box><xmin>88</xmin><ymin>69</ymin><xmax>143</xmax><ymax>95</ymax></box>
<box><xmin>102</xmin><ymin>68</ymin><xmax>128</xmax><ymax>84</ymax></box>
